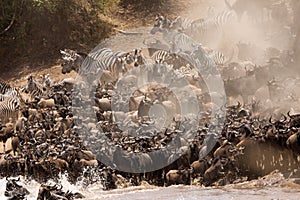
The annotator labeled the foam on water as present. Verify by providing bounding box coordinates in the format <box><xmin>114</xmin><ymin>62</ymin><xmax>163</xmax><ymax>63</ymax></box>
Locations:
<box><xmin>1</xmin><ymin>172</ymin><xmax>300</xmax><ymax>200</ymax></box>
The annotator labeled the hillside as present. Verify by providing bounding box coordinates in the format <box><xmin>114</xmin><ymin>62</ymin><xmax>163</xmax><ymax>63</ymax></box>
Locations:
<box><xmin>0</xmin><ymin>0</ymin><xmax>190</xmax><ymax>81</ymax></box>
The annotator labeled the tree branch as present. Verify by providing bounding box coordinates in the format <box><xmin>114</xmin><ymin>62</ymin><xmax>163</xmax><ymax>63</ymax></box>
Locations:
<box><xmin>0</xmin><ymin>7</ymin><xmax>16</xmax><ymax>36</ymax></box>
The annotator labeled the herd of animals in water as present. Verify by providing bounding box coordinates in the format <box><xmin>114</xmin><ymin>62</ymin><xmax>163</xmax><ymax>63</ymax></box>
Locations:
<box><xmin>1</xmin><ymin>0</ymin><xmax>300</xmax><ymax>199</ymax></box>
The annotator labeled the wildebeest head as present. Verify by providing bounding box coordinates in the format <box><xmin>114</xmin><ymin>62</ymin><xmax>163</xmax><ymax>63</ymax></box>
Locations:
<box><xmin>6</xmin><ymin>177</ymin><xmax>21</xmax><ymax>191</ymax></box>
<box><xmin>5</xmin><ymin>177</ymin><xmax>30</xmax><ymax>199</ymax></box>
<box><xmin>287</xmin><ymin>111</ymin><xmax>300</xmax><ymax>128</ymax></box>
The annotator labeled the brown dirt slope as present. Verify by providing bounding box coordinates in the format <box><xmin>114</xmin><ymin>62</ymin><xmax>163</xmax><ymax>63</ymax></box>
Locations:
<box><xmin>0</xmin><ymin>0</ymin><xmax>195</xmax><ymax>82</ymax></box>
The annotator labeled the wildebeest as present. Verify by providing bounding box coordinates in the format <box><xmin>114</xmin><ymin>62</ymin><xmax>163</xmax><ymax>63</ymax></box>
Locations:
<box><xmin>224</xmin><ymin>74</ymin><xmax>258</xmax><ymax>104</ymax></box>
<box><xmin>286</xmin><ymin>131</ymin><xmax>300</xmax><ymax>155</ymax></box>
<box><xmin>165</xmin><ymin>168</ymin><xmax>193</xmax><ymax>186</ymax></box>
<box><xmin>190</xmin><ymin>159</ymin><xmax>210</xmax><ymax>178</ymax></box>
<box><xmin>203</xmin><ymin>155</ymin><xmax>236</xmax><ymax>186</ymax></box>
<box><xmin>5</xmin><ymin>177</ymin><xmax>30</xmax><ymax>199</ymax></box>
<box><xmin>37</xmin><ymin>183</ymin><xmax>84</xmax><ymax>200</ymax></box>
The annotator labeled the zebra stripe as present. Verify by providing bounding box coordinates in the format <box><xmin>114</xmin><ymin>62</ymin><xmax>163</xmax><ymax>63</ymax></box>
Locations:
<box><xmin>151</xmin><ymin>50</ymin><xmax>172</xmax><ymax>64</ymax></box>
<box><xmin>0</xmin><ymin>79</ymin><xmax>12</xmax><ymax>95</ymax></box>
<box><xmin>150</xmin><ymin>15</ymin><xmax>198</xmax><ymax>54</ymax></box>
<box><xmin>192</xmin><ymin>45</ymin><xmax>216</xmax><ymax>76</ymax></box>
<box><xmin>61</xmin><ymin>47</ymin><xmax>125</xmax><ymax>78</ymax></box>
<box><xmin>89</xmin><ymin>48</ymin><xmax>114</xmax><ymax>61</ymax></box>
<box><xmin>41</xmin><ymin>74</ymin><xmax>53</xmax><ymax>88</ymax></box>
<box><xmin>81</xmin><ymin>53</ymin><xmax>125</xmax><ymax>79</ymax></box>
<box><xmin>151</xmin><ymin>15</ymin><xmax>172</xmax><ymax>33</ymax></box>
<box><xmin>101</xmin><ymin>54</ymin><xmax>123</xmax><ymax>76</ymax></box>
<box><xmin>0</xmin><ymin>93</ymin><xmax>15</xmax><ymax>102</ymax></box>
<box><xmin>170</xmin><ymin>16</ymin><xmax>194</xmax><ymax>32</ymax></box>
<box><xmin>114</xmin><ymin>50</ymin><xmax>127</xmax><ymax>58</ymax></box>
<box><xmin>190</xmin><ymin>10</ymin><xmax>237</xmax><ymax>36</ymax></box>
<box><xmin>0</xmin><ymin>96</ymin><xmax>20</xmax><ymax>122</ymax></box>
<box><xmin>0</xmin><ymin>79</ymin><xmax>19</xmax><ymax>99</ymax></box>
<box><xmin>123</xmin><ymin>49</ymin><xmax>149</xmax><ymax>67</ymax></box>
<box><xmin>207</xmin><ymin>50</ymin><xmax>225</xmax><ymax>65</ymax></box>
<box><xmin>171</xmin><ymin>32</ymin><xmax>198</xmax><ymax>54</ymax></box>
<box><xmin>134</xmin><ymin>49</ymin><xmax>155</xmax><ymax>66</ymax></box>
<box><xmin>26</xmin><ymin>76</ymin><xmax>47</xmax><ymax>99</ymax></box>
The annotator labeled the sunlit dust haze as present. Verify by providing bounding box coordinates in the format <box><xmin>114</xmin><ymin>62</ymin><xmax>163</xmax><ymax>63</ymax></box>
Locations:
<box><xmin>181</xmin><ymin>0</ymin><xmax>300</xmax><ymax>117</ymax></box>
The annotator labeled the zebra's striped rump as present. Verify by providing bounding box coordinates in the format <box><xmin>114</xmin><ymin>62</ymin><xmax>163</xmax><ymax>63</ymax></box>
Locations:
<box><xmin>0</xmin><ymin>96</ymin><xmax>20</xmax><ymax>123</ymax></box>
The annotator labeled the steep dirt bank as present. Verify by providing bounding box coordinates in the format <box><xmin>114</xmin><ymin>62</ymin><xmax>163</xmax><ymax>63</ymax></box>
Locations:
<box><xmin>0</xmin><ymin>0</ymin><xmax>114</xmax><ymax>81</ymax></box>
<box><xmin>0</xmin><ymin>0</ymin><xmax>198</xmax><ymax>82</ymax></box>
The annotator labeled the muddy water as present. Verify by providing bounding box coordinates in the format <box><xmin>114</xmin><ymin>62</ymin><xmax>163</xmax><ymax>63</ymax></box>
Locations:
<box><xmin>1</xmin><ymin>172</ymin><xmax>300</xmax><ymax>200</ymax></box>
<box><xmin>87</xmin><ymin>185</ymin><xmax>300</xmax><ymax>200</ymax></box>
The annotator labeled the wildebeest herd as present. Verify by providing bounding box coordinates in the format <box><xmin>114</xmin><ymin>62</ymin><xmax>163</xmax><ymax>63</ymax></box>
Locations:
<box><xmin>1</xmin><ymin>0</ymin><xmax>300</xmax><ymax>199</ymax></box>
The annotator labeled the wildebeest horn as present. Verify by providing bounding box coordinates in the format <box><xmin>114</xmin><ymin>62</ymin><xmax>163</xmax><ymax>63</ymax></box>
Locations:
<box><xmin>233</xmin><ymin>123</ymin><xmax>244</xmax><ymax>129</ymax></box>
<box><xmin>287</xmin><ymin>111</ymin><xmax>292</xmax><ymax>118</ymax></box>
<box><xmin>56</xmin><ymin>184</ymin><xmax>63</xmax><ymax>190</ymax></box>
<box><xmin>280</xmin><ymin>114</ymin><xmax>287</xmax><ymax>123</ymax></box>
<box><xmin>49</xmin><ymin>183</ymin><xmax>62</xmax><ymax>191</ymax></box>
<box><xmin>269</xmin><ymin>116</ymin><xmax>274</xmax><ymax>124</ymax></box>
<box><xmin>163</xmin><ymin>128</ymin><xmax>169</xmax><ymax>136</ymax></box>
<box><xmin>253</xmin><ymin>126</ymin><xmax>260</xmax><ymax>131</ymax></box>
<box><xmin>257</xmin><ymin>116</ymin><xmax>261</xmax><ymax>122</ymax></box>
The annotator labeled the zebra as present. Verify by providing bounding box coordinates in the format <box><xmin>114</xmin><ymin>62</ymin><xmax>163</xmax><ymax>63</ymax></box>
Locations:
<box><xmin>89</xmin><ymin>48</ymin><xmax>114</xmax><ymax>61</ymax></box>
<box><xmin>0</xmin><ymin>93</ymin><xmax>15</xmax><ymax>102</ymax></box>
<box><xmin>0</xmin><ymin>79</ymin><xmax>18</xmax><ymax>96</ymax></box>
<box><xmin>81</xmin><ymin>52</ymin><xmax>126</xmax><ymax>79</ymax></box>
<box><xmin>150</xmin><ymin>15</ymin><xmax>198</xmax><ymax>54</ymax></box>
<box><xmin>168</xmin><ymin>32</ymin><xmax>199</xmax><ymax>54</ymax></box>
<box><xmin>26</xmin><ymin>75</ymin><xmax>47</xmax><ymax>100</ymax></box>
<box><xmin>224</xmin><ymin>0</ymin><xmax>273</xmax><ymax>22</ymax></box>
<box><xmin>125</xmin><ymin>48</ymin><xmax>155</xmax><ymax>67</ymax></box>
<box><xmin>0</xmin><ymin>80</ymin><xmax>19</xmax><ymax>104</ymax></box>
<box><xmin>0</xmin><ymin>94</ymin><xmax>23</xmax><ymax>123</ymax></box>
<box><xmin>151</xmin><ymin>15</ymin><xmax>228</xmax><ymax>73</ymax></box>
<box><xmin>150</xmin><ymin>49</ymin><xmax>173</xmax><ymax>64</ymax></box>
<box><xmin>164</xmin><ymin>10</ymin><xmax>236</xmax><ymax>41</ymax></box>
<box><xmin>60</xmin><ymin>48</ymin><xmax>115</xmax><ymax>75</ymax></box>
<box><xmin>61</xmin><ymin>48</ymin><xmax>128</xmax><ymax>79</ymax></box>
<box><xmin>192</xmin><ymin>45</ymin><xmax>217</xmax><ymax>76</ymax></box>
<box><xmin>0</xmin><ymin>79</ymin><xmax>11</xmax><ymax>95</ymax></box>
<box><xmin>40</xmin><ymin>74</ymin><xmax>53</xmax><ymax>88</ymax></box>
<box><xmin>60</xmin><ymin>49</ymin><xmax>87</xmax><ymax>74</ymax></box>
<box><xmin>169</xmin><ymin>16</ymin><xmax>194</xmax><ymax>32</ymax></box>
<box><xmin>189</xmin><ymin>10</ymin><xmax>237</xmax><ymax>38</ymax></box>
<box><xmin>150</xmin><ymin>15</ymin><xmax>172</xmax><ymax>34</ymax></box>
<box><xmin>206</xmin><ymin>50</ymin><xmax>226</xmax><ymax>66</ymax></box>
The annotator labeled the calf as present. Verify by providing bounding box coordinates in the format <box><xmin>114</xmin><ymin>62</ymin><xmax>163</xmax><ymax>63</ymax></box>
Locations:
<box><xmin>190</xmin><ymin>159</ymin><xmax>210</xmax><ymax>178</ymax></box>
<box><xmin>165</xmin><ymin>168</ymin><xmax>193</xmax><ymax>186</ymax></box>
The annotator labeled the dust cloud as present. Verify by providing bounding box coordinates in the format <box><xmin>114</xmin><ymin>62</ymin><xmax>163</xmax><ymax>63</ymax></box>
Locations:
<box><xmin>180</xmin><ymin>0</ymin><xmax>300</xmax><ymax>117</ymax></box>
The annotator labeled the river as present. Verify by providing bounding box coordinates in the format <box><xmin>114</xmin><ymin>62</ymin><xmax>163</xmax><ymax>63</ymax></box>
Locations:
<box><xmin>1</xmin><ymin>171</ymin><xmax>300</xmax><ymax>199</ymax></box>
